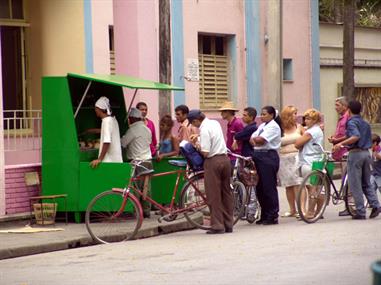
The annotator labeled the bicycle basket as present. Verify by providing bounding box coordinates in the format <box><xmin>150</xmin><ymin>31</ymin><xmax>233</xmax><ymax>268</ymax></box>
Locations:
<box><xmin>238</xmin><ymin>159</ymin><xmax>259</xmax><ymax>187</ymax></box>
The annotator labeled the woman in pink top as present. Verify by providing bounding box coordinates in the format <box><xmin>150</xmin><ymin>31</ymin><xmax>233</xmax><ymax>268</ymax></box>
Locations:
<box><xmin>136</xmin><ymin>102</ymin><xmax>158</xmax><ymax>157</ymax></box>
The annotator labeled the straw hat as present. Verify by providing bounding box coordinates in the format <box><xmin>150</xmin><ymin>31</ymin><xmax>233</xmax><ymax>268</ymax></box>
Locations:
<box><xmin>219</xmin><ymin>101</ymin><xmax>239</xmax><ymax>111</ymax></box>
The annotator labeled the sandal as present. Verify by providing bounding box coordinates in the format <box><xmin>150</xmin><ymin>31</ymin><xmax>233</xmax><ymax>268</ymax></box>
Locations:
<box><xmin>281</xmin><ymin>211</ymin><xmax>297</xmax><ymax>218</ymax></box>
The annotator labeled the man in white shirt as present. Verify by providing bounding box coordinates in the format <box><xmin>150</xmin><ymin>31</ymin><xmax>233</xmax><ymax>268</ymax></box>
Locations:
<box><xmin>90</xmin><ymin>97</ymin><xmax>123</xmax><ymax>168</ymax></box>
<box><xmin>121</xmin><ymin>108</ymin><xmax>152</xmax><ymax>218</ymax></box>
<box><xmin>188</xmin><ymin>109</ymin><xmax>233</xmax><ymax>234</ymax></box>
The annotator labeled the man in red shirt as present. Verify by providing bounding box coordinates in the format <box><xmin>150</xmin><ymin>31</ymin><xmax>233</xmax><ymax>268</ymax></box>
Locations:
<box><xmin>219</xmin><ymin>101</ymin><xmax>244</xmax><ymax>162</ymax></box>
<box><xmin>328</xmin><ymin>96</ymin><xmax>350</xmax><ymax>216</ymax></box>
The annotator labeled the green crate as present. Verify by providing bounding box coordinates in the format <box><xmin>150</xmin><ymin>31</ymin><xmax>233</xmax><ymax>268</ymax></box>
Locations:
<box><xmin>309</xmin><ymin>161</ymin><xmax>334</xmax><ymax>185</ymax></box>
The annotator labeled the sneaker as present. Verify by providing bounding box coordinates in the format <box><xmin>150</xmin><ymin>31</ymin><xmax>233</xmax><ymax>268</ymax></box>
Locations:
<box><xmin>338</xmin><ymin>209</ymin><xmax>350</xmax><ymax>217</ymax></box>
<box><xmin>352</xmin><ymin>214</ymin><xmax>366</xmax><ymax>220</ymax></box>
<box><xmin>369</xmin><ymin>207</ymin><xmax>381</xmax><ymax>219</ymax></box>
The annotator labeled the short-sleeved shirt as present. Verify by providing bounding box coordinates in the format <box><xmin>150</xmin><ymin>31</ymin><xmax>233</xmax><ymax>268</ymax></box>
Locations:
<box><xmin>177</xmin><ymin>119</ymin><xmax>198</xmax><ymax>142</ymax></box>
<box><xmin>345</xmin><ymin>115</ymin><xmax>372</xmax><ymax>150</ymax></box>
<box><xmin>332</xmin><ymin>111</ymin><xmax>350</xmax><ymax>160</ymax></box>
<box><xmin>145</xmin><ymin>118</ymin><xmax>157</xmax><ymax>156</ymax></box>
<box><xmin>250</xmin><ymin>120</ymin><xmax>281</xmax><ymax>150</ymax></box>
<box><xmin>298</xmin><ymin>124</ymin><xmax>324</xmax><ymax>166</ymax></box>
<box><xmin>121</xmin><ymin>121</ymin><xmax>152</xmax><ymax>160</ymax></box>
<box><xmin>226</xmin><ymin>117</ymin><xmax>244</xmax><ymax>155</ymax></box>
<box><xmin>199</xmin><ymin>118</ymin><xmax>227</xmax><ymax>158</ymax></box>
<box><xmin>99</xmin><ymin>116</ymin><xmax>123</xmax><ymax>163</ymax></box>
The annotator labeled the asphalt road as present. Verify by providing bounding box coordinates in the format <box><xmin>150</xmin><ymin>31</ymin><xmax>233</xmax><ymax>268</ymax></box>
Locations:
<box><xmin>1</xmin><ymin>191</ymin><xmax>380</xmax><ymax>285</ymax></box>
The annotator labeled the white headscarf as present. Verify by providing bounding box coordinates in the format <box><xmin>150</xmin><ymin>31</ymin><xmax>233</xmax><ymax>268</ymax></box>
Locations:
<box><xmin>95</xmin><ymin>96</ymin><xmax>111</xmax><ymax>115</ymax></box>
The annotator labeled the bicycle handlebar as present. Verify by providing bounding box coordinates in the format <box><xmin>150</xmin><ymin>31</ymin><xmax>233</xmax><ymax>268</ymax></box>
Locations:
<box><xmin>227</xmin><ymin>149</ymin><xmax>253</xmax><ymax>161</ymax></box>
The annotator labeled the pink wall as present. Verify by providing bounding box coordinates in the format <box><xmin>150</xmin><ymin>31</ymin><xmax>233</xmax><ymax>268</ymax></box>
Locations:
<box><xmin>5</xmin><ymin>165</ymin><xmax>41</xmax><ymax>214</ymax></box>
<box><xmin>92</xmin><ymin>0</ymin><xmax>113</xmax><ymax>73</ymax></box>
<box><xmin>182</xmin><ymin>0</ymin><xmax>246</xmax><ymax>114</ymax></box>
<box><xmin>113</xmin><ymin>0</ymin><xmax>160</xmax><ymax>128</ymax></box>
<box><xmin>282</xmin><ymin>0</ymin><xmax>313</xmax><ymax>112</ymax></box>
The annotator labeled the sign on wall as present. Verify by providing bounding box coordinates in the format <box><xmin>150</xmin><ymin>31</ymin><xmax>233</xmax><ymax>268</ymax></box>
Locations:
<box><xmin>186</xmin><ymin>58</ymin><xmax>199</xmax><ymax>81</ymax></box>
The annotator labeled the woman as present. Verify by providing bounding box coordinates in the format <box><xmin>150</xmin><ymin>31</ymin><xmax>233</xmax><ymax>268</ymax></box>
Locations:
<box><xmin>157</xmin><ymin>115</ymin><xmax>179</xmax><ymax>162</ymax></box>
<box><xmin>279</xmin><ymin>105</ymin><xmax>303</xmax><ymax>218</ymax></box>
<box><xmin>250</xmin><ymin>106</ymin><xmax>281</xmax><ymax>225</ymax></box>
<box><xmin>295</xmin><ymin>108</ymin><xmax>324</xmax><ymax>218</ymax></box>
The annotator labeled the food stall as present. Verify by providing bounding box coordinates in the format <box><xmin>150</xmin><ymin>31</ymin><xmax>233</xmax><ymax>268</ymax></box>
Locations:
<box><xmin>42</xmin><ymin>73</ymin><xmax>184</xmax><ymax>222</ymax></box>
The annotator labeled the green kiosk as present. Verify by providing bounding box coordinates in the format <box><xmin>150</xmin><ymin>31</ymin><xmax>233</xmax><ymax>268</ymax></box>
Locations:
<box><xmin>42</xmin><ymin>73</ymin><xmax>185</xmax><ymax>222</ymax></box>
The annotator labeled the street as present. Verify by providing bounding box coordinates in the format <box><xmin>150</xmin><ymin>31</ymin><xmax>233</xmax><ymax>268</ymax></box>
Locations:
<box><xmin>1</xmin><ymin>193</ymin><xmax>380</xmax><ymax>285</ymax></box>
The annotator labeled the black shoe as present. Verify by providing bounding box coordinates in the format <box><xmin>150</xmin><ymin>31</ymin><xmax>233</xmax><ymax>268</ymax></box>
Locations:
<box><xmin>206</xmin><ymin>229</ymin><xmax>225</xmax><ymax>234</ymax></box>
<box><xmin>143</xmin><ymin>212</ymin><xmax>151</xmax><ymax>219</ymax></box>
<box><xmin>225</xmin><ymin>227</ymin><xmax>233</xmax><ymax>233</ymax></box>
<box><xmin>262</xmin><ymin>219</ymin><xmax>279</xmax><ymax>225</ymax></box>
<box><xmin>338</xmin><ymin>209</ymin><xmax>350</xmax><ymax>217</ymax></box>
<box><xmin>352</xmin><ymin>214</ymin><xmax>366</xmax><ymax>220</ymax></box>
<box><xmin>369</xmin><ymin>207</ymin><xmax>381</xmax><ymax>219</ymax></box>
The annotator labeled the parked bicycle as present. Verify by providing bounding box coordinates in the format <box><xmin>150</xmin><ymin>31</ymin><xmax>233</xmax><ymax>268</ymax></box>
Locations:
<box><xmin>85</xmin><ymin>160</ymin><xmax>205</xmax><ymax>243</ymax></box>
<box><xmin>229</xmin><ymin>151</ymin><xmax>260</xmax><ymax>224</ymax></box>
<box><xmin>296</xmin><ymin>143</ymin><xmax>354</xmax><ymax>223</ymax></box>
<box><xmin>85</xmin><ymin>159</ymin><xmax>245</xmax><ymax>244</ymax></box>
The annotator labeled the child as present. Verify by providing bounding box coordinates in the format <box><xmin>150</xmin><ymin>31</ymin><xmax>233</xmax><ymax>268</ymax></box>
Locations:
<box><xmin>157</xmin><ymin>115</ymin><xmax>179</xmax><ymax>162</ymax></box>
<box><xmin>371</xmin><ymin>133</ymin><xmax>381</xmax><ymax>196</ymax></box>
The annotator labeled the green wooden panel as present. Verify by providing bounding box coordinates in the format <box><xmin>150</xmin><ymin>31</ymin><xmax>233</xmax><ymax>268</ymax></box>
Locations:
<box><xmin>42</xmin><ymin>77</ymin><xmax>79</xmax><ymax>212</ymax></box>
<box><xmin>79</xmin><ymin>162</ymin><xmax>132</xmax><ymax>211</ymax></box>
<box><xmin>151</xmin><ymin>157</ymin><xmax>187</xmax><ymax>205</ymax></box>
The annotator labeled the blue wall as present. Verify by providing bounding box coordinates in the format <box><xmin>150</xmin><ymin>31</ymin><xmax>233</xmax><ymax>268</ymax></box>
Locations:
<box><xmin>84</xmin><ymin>0</ymin><xmax>94</xmax><ymax>73</ymax></box>
<box><xmin>171</xmin><ymin>0</ymin><xmax>185</xmax><ymax>107</ymax></box>
<box><xmin>245</xmin><ymin>0</ymin><xmax>262</xmax><ymax>110</ymax></box>
<box><xmin>311</xmin><ymin>0</ymin><xmax>320</xmax><ymax>109</ymax></box>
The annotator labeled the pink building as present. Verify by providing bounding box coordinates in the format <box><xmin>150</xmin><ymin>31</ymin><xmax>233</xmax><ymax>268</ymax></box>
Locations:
<box><xmin>0</xmin><ymin>0</ymin><xmax>319</xmax><ymax>218</ymax></box>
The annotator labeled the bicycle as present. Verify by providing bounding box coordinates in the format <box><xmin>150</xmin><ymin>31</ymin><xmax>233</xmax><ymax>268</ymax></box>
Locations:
<box><xmin>85</xmin><ymin>159</ymin><xmax>245</xmax><ymax>244</ymax></box>
<box><xmin>85</xmin><ymin>160</ymin><xmax>206</xmax><ymax>243</ymax></box>
<box><xmin>296</xmin><ymin>143</ymin><xmax>354</xmax><ymax>223</ymax></box>
<box><xmin>229</xmin><ymin>151</ymin><xmax>261</xmax><ymax>224</ymax></box>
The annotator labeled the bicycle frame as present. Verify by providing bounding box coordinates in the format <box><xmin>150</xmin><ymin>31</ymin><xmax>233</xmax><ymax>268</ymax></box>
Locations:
<box><xmin>112</xmin><ymin>167</ymin><xmax>207</xmax><ymax>217</ymax></box>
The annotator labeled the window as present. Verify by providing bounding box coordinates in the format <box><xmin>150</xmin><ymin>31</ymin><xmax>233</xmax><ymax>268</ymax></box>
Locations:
<box><xmin>198</xmin><ymin>34</ymin><xmax>229</xmax><ymax>109</ymax></box>
<box><xmin>109</xmin><ymin>25</ymin><xmax>115</xmax><ymax>75</ymax></box>
<box><xmin>283</xmin><ymin>58</ymin><xmax>293</xmax><ymax>81</ymax></box>
<box><xmin>0</xmin><ymin>0</ymin><xmax>24</xmax><ymax>20</ymax></box>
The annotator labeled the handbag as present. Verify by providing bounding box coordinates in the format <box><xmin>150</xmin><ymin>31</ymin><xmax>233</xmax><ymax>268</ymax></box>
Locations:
<box><xmin>238</xmin><ymin>159</ymin><xmax>259</xmax><ymax>187</ymax></box>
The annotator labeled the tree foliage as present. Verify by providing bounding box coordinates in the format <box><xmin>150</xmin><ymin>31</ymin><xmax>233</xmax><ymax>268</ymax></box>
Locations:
<box><xmin>319</xmin><ymin>0</ymin><xmax>381</xmax><ymax>28</ymax></box>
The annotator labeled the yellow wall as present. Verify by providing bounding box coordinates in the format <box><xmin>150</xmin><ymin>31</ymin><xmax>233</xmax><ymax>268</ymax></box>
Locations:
<box><xmin>320</xmin><ymin>23</ymin><xmax>381</xmax><ymax>148</ymax></box>
<box><xmin>28</xmin><ymin>0</ymin><xmax>86</xmax><ymax>109</ymax></box>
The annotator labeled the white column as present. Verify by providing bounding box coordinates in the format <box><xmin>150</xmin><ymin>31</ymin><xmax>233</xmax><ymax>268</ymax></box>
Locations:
<box><xmin>0</xmin><ymin>29</ymin><xmax>5</xmax><ymax>216</ymax></box>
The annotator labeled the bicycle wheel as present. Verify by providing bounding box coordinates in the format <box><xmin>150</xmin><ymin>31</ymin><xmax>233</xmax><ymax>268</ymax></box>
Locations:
<box><xmin>180</xmin><ymin>172</ymin><xmax>211</xmax><ymax>230</ymax></box>
<box><xmin>344</xmin><ymin>183</ymin><xmax>357</xmax><ymax>217</ymax></box>
<box><xmin>85</xmin><ymin>190</ymin><xmax>142</xmax><ymax>244</ymax></box>
<box><xmin>297</xmin><ymin>170</ymin><xmax>330</xmax><ymax>223</ymax></box>
<box><xmin>232</xmin><ymin>180</ymin><xmax>247</xmax><ymax>225</ymax></box>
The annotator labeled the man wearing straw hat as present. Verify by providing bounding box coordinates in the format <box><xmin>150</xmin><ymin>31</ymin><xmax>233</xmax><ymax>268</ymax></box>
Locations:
<box><xmin>219</xmin><ymin>101</ymin><xmax>244</xmax><ymax>163</ymax></box>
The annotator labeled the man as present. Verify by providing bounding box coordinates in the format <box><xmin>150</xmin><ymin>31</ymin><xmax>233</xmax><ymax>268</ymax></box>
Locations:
<box><xmin>121</xmin><ymin>108</ymin><xmax>152</xmax><ymax>218</ymax></box>
<box><xmin>219</xmin><ymin>101</ymin><xmax>244</xmax><ymax>160</ymax></box>
<box><xmin>90</xmin><ymin>96</ymin><xmax>123</xmax><ymax>168</ymax></box>
<box><xmin>136</xmin><ymin>102</ymin><xmax>157</xmax><ymax>157</ymax></box>
<box><xmin>232</xmin><ymin>107</ymin><xmax>257</xmax><ymax>157</ymax></box>
<box><xmin>328</xmin><ymin>96</ymin><xmax>350</xmax><ymax>216</ymax></box>
<box><xmin>175</xmin><ymin>104</ymin><xmax>198</xmax><ymax>142</ymax></box>
<box><xmin>333</xmin><ymin>100</ymin><xmax>381</xmax><ymax>220</ymax></box>
<box><xmin>188</xmin><ymin>109</ymin><xmax>233</xmax><ymax>234</ymax></box>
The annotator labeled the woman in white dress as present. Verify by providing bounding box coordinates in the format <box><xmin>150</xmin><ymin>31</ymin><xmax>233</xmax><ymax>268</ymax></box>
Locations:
<box><xmin>278</xmin><ymin>106</ymin><xmax>303</xmax><ymax>218</ymax></box>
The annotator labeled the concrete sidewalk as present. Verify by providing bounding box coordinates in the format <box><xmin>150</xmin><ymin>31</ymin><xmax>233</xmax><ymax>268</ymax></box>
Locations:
<box><xmin>0</xmin><ymin>213</ymin><xmax>196</xmax><ymax>260</ymax></box>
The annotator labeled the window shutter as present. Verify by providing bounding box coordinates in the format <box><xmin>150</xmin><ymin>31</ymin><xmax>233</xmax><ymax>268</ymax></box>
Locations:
<box><xmin>199</xmin><ymin>54</ymin><xmax>229</xmax><ymax>109</ymax></box>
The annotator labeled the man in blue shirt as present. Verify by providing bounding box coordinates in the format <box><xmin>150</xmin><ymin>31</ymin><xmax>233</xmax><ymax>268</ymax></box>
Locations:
<box><xmin>233</xmin><ymin>107</ymin><xmax>258</xmax><ymax>157</ymax></box>
<box><xmin>333</xmin><ymin>100</ymin><xmax>381</xmax><ymax>219</ymax></box>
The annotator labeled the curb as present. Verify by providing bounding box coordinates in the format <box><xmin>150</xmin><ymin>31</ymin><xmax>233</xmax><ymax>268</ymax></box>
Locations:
<box><xmin>0</xmin><ymin>219</ymin><xmax>196</xmax><ymax>260</ymax></box>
